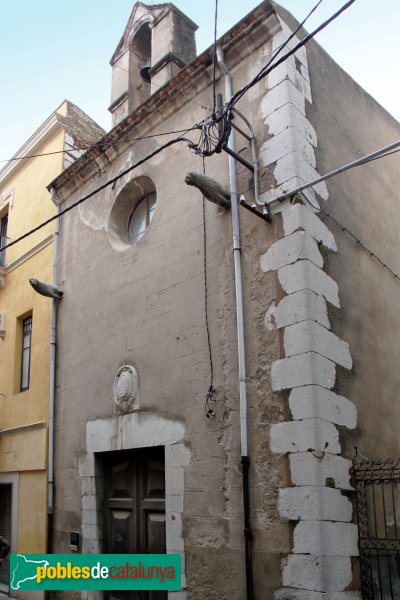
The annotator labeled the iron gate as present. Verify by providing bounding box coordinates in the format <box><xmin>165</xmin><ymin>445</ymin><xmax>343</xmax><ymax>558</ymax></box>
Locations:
<box><xmin>353</xmin><ymin>450</ymin><xmax>400</xmax><ymax>599</ymax></box>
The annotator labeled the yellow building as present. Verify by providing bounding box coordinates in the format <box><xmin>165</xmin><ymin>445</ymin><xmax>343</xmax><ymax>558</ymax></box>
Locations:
<box><xmin>0</xmin><ymin>101</ymin><xmax>104</xmax><ymax>596</ymax></box>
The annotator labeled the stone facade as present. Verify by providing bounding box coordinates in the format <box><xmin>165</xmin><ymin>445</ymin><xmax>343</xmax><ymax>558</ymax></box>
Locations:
<box><xmin>48</xmin><ymin>2</ymin><xmax>400</xmax><ymax>599</ymax></box>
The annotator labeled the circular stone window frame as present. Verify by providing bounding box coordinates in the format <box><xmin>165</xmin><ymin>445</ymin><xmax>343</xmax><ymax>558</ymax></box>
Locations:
<box><xmin>108</xmin><ymin>175</ymin><xmax>157</xmax><ymax>252</ymax></box>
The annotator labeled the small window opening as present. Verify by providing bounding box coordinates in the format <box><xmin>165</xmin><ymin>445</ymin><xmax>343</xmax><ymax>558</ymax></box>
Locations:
<box><xmin>20</xmin><ymin>316</ymin><xmax>32</xmax><ymax>392</ymax></box>
<box><xmin>131</xmin><ymin>23</ymin><xmax>152</xmax><ymax>104</ymax></box>
<box><xmin>108</xmin><ymin>176</ymin><xmax>157</xmax><ymax>252</ymax></box>
<box><xmin>0</xmin><ymin>213</ymin><xmax>8</xmax><ymax>267</ymax></box>
<box><xmin>128</xmin><ymin>192</ymin><xmax>156</xmax><ymax>245</ymax></box>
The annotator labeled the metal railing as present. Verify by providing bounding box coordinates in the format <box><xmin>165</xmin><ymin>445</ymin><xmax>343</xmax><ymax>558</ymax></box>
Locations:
<box><xmin>353</xmin><ymin>450</ymin><xmax>400</xmax><ymax>599</ymax></box>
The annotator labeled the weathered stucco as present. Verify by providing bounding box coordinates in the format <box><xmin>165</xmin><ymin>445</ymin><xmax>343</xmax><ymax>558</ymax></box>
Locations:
<box><xmin>48</xmin><ymin>2</ymin><xmax>399</xmax><ymax>599</ymax></box>
<box><xmin>51</xmin><ymin>6</ymin><xmax>289</xmax><ymax>599</ymax></box>
<box><xmin>301</xmin><ymin>11</ymin><xmax>400</xmax><ymax>460</ymax></box>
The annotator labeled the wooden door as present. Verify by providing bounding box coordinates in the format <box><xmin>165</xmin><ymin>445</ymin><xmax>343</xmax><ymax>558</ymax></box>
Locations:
<box><xmin>104</xmin><ymin>447</ymin><xmax>166</xmax><ymax>600</ymax></box>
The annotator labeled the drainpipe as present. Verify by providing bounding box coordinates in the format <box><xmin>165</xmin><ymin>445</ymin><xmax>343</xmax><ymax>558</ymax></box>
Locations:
<box><xmin>48</xmin><ymin>189</ymin><xmax>61</xmax><ymax>523</ymax></box>
<box><xmin>216</xmin><ymin>47</ymin><xmax>254</xmax><ymax>600</ymax></box>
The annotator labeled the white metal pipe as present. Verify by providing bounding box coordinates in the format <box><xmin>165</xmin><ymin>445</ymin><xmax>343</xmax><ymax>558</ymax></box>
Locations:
<box><xmin>217</xmin><ymin>48</ymin><xmax>254</xmax><ymax>600</ymax></box>
<box><xmin>48</xmin><ymin>189</ymin><xmax>61</xmax><ymax>515</ymax></box>
<box><xmin>266</xmin><ymin>139</ymin><xmax>400</xmax><ymax>206</ymax></box>
<box><xmin>217</xmin><ymin>47</ymin><xmax>248</xmax><ymax>458</ymax></box>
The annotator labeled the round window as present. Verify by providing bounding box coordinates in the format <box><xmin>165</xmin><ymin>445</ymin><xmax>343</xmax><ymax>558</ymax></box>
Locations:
<box><xmin>128</xmin><ymin>192</ymin><xmax>156</xmax><ymax>245</ymax></box>
<box><xmin>108</xmin><ymin>176</ymin><xmax>157</xmax><ymax>252</ymax></box>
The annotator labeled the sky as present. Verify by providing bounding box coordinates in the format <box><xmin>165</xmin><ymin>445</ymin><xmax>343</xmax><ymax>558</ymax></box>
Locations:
<box><xmin>1</xmin><ymin>0</ymin><xmax>399</xmax><ymax>162</ymax></box>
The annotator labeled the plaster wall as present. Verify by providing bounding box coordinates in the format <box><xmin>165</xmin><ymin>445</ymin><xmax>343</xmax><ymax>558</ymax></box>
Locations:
<box><xmin>0</xmin><ymin>129</ymin><xmax>63</xmax><ymax>264</ymax></box>
<box><xmin>302</xmin><ymin>21</ymin><xmax>400</xmax><ymax>460</ymax></box>
<box><xmin>0</xmin><ymin>109</ymin><xmax>64</xmax><ymax>585</ymax></box>
<box><xmin>0</xmin><ymin>245</ymin><xmax>53</xmax><ymax>425</ymax></box>
<box><xmin>52</xmin><ymin>22</ymin><xmax>289</xmax><ymax>600</ymax></box>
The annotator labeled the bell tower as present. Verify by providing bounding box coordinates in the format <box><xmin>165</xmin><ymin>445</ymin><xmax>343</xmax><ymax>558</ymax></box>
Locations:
<box><xmin>109</xmin><ymin>2</ymin><xmax>198</xmax><ymax>126</ymax></box>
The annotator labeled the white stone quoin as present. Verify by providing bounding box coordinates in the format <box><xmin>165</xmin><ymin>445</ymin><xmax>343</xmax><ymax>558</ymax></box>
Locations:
<box><xmin>275</xmin><ymin>589</ymin><xmax>361</xmax><ymax>600</ymax></box>
<box><xmin>260</xmin><ymin>230</ymin><xmax>323</xmax><ymax>272</ymax></box>
<box><xmin>292</xmin><ymin>521</ymin><xmax>359</xmax><ymax>556</ymax></box>
<box><xmin>265</xmin><ymin>289</ymin><xmax>330</xmax><ymax>331</ymax></box>
<box><xmin>289</xmin><ymin>386</ymin><xmax>357</xmax><ymax>428</ymax></box>
<box><xmin>272</xmin><ymin>352</ymin><xmax>336</xmax><ymax>391</ymax></box>
<box><xmin>260</xmin><ymin>20</ymin><xmax>359</xmax><ymax>598</ymax></box>
<box><xmin>278</xmin><ymin>486</ymin><xmax>353</xmax><ymax>522</ymax></box>
<box><xmin>289</xmin><ymin>452</ymin><xmax>353</xmax><ymax>491</ymax></box>
<box><xmin>278</xmin><ymin>260</ymin><xmax>340</xmax><ymax>307</ymax></box>
<box><xmin>270</xmin><ymin>418</ymin><xmax>341</xmax><ymax>454</ymax></box>
<box><xmin>284</xmin><ymin>320</ymin><xmax>352</xmax><ymax>369</ymax></box>
<box><xmin>282</xmin><ymin>203</ymin><xmax>337</xmax><ymax>251</ymax></box>
<box><xmin>282</xmin><ymin>554</ymin><xmax>353</xmax><ymax>592</ymax></box>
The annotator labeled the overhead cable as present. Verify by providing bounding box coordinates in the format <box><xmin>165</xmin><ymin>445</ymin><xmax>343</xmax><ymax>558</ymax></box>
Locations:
<box><xmin>226</xmin><ymin>0</ymin><xmax>356</xmax><ymax>112</ymax></box>
<box><xmin>0</xmin><ymin>126</ymin><xmax>201</xmax><ymax>164</ymax></box>
<box><xmin>112</xmin><ymin>63</ymin><xmax>213</xmax><ymax>112</ymax></box>
<box><xmin>212</xmin><ymin>0</ymin><xmax>219</xmax><ymax>118</ymax></box>
<box><xmin>301</xmin><ymin>193</ymin><xmax>400</xmax><ymax>282</ymax></box>
<box><xmin>1</xmin><ymin>0</ymin><xmax>362</xmax><ymax>253</ymax></box>
<box><xmin>191</xmin><ymin>0</ymin><xmax>353</xmax><ymax>158</ymax></box>
<box><xmin>265</xmin><ymin>139</ymin><xmax>400</xmax><ymax>206</ymax></box>
<box><xmin>0</xmin><ymin>132</ymin><xmax>196</xmax><ymax>255</ymax></box>
<box><xmin>201</xmin><ymin>156</ymin><xmax>216</xmax><ymax>418</ymax></box>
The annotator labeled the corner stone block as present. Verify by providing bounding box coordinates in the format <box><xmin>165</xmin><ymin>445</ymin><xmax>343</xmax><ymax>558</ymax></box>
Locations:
<box><xmin>272</xmin><ymin>19</ymin><xmax>308</xmax><ymax>67</ymax></box>
<box><xmin>268</xmin><ymin>59</ymin><xmax>312</xmax><ymax>103</ymax></box>
<box><xmin>260</xmin><ymin>231</ymin><xmax>323</xmax><ymax>272</ymax></box>
<box><xmin>270</xmin><ymin>419</ymin><xmax>340</xmax><ymax>454</ymax></box>
<box><xmin>279</xmin><ymin>486</ymin><xmax>353</xmax><ymax>522</ymax></box>
<box><xmin>278</xmin><ymin>260</ymin><xmax>340</xmax><ymax>307</ymax></box>
<box><xmin>272</xmin><ymin>352</ymin><xmax>336</xmax><ymax>391</ymax></box>
<box><xmin>289</xmin><ymin>386</ymin><xmax>357</xmax><ymax>429</ymax></box>
<box><xmin>267</xmin><ymin>53</ymin><xmax>295</xmax><ymax>88</ymax></box>
<box><xmin>260</xmin><ymin>127</ymin><xmax>316</xmax><ymax>168</ymax></box>
<box><xmin>262</xmin><ymin>80</ymin><xmax>306</xmax><ymax>120</ymax></box>
<box><xmin>267</xmin><ymin>103</ymin><xmax>317</xmax><ymax>148</ymax></box>
<box><xmin>273</xmin><ymin>153</ymin><xmax>329</xmax><ymax>200</ymax></box>
<box><xmin>284</xmin><ymin>320</ymin><xmax>352</xmax><ymax>370</ymax></box>
<box><xmin>293</xmin><ymin>521</ymin><xmax>359</xmax><ymax>556</ymax></box>
<box><xmin>259</xmin><ymin>178</ymin><xmax>320</xmax><ymax>212</ymax></box>
<box><xmin>290</xmin><ymin>452</ymin><xmax>353</xmax><ymax>491</ymax></box>
<box><xmin>275</xmin><ymin>589</ymin><xmax>362</xmax><ymax>599</ymax></box>
<box><xmin>282</xmin><ymin>204</ymin><xmax>337</xmax><ymax>251</ymax></box>
<box><xmin>282</xmin><ymin>554</ymin><xmax>353</xmax><ymax>592</ymax></box>
<box><xmin>265</xmin><ymin>290</ymin><xmax>330</xmax><ymax>331</ymax></box>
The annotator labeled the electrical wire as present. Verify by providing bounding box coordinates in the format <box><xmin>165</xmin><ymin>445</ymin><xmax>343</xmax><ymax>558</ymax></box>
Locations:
<box><xmin>190</xmin><ymin>0</ymin><xmax>351</xmax><ymax>158</ymax></box>
<box><xmin>201</xmin><ymin>157</ymin><xmax>215</xmax><ymax>417</ymax></box>
<box><xmin>265</xmin><ymin>0</ymin><xmax>324</xmax><ymax>73</ymax></box>
<box><xmin>212</xmin><ymin>0</ymin><xmax>219</xmax><ymax>119</ymax></box>
<box><xmin>360</xmin><ymin>147</ymin><xmax>400</xmax><ymax>164</ymax></box>
<box><xmin>1</xmin><ymin>1</ymin><xmax>348</xmax><ymax>166</ymax></box>
<box><xmin>0</xmin><ymin>131</ymin><xmax>196</xmax><ymax>255</ymax></box>
<box><xmin>112</xmin><ymin>62</ymin><xmax>213</xmax><ymax>112</ymax></box>
<box><xmin>1</xmin><ymin>0</ymin><xmax>363</xmax><ymax>254</ymax></box>
<box><xmin>268</xmin><ymin>144</ymin><xmax>400</xmax><ymax>205</ymax></box>
<box><xmin>225</xmin><ymin>0</ymin><xmax>355</xmax><ymax>112</ymax></box>
<box><xmin>300</xmin><ymin>192</ymin><xmax>400</xmax><ymax>282</ymax></box>
<box><xmin>0</xmin><ymin>126</ymin><xmax>202</xmax><ymax>164</ymax></box>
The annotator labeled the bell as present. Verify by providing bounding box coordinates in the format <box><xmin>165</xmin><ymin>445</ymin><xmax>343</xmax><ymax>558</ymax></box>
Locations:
<box><xmin>139</xmin><ymin>64</ymin><xmax>151</xmax><ymax>83</ymax></box>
